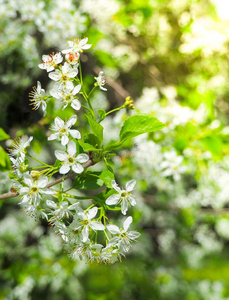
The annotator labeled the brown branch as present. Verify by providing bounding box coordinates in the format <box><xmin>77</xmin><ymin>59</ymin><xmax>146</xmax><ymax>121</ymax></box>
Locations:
<box><xmin>0</xmin><ymin>159</ymin><xmax>94</xmax><ymax>200</ymax></box>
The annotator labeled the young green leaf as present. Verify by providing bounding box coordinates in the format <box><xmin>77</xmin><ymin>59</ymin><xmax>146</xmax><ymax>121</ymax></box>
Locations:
<box><xmin>119</xmin><ymin>113</ymin><xmax>165</xmax><ymax>142</ymax></box>
<box><xmin>85</xmin><ymin>114</ymin><xmax>103</xmax><ymax>144</ymax></box>
<box><xmin>98</xmin><ymin>170</ymin><xmax>115</xmax><ymax>188</ymax></box>
<box><xmin>0</xmin><ymin>128</ymin><xmax>10</xmax><ymax>141</ymax></box>
<box><xmin>98</xmin><ymin>109</ymin><xmax>106</xmax><ymax>122</ymax></box>
<box><xmin>73</xmin><ymin>171</ymin><xmax>104</xmax><ymax>190</ymax></box>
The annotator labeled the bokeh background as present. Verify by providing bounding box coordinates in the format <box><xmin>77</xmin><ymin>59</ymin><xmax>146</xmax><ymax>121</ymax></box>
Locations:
<box><xmin>1</xmin><ymin>0</ymin><xmax>229</xmax><ymax>299</ymax></box>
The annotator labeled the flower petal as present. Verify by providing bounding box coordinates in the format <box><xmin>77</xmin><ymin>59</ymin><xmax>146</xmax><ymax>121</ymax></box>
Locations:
<box><xmin>46</xmin><ymin>200</ymin><xmax>57</xmax><ymax>209</ymax></box>
<box><xmin>48</xmin><ymin>71</ymin><xmax>61</xmax><ymax>81</ymax></box>
<box><xmin>121</xmin><ymin>199</ymin><xmax>128</xmax><ymax>215</ymax></box>
<box><xmin>67</xmin><ymin>140</ymin><xmax>76</xmax><ymax>156</ymax></box>
<box><xmin>73</xmin><ymin>84</ymin><xmax>81</xmax><ymax>95</ymax></box>
<box><xmin>59</xmin><ymin>163</ymin><xmax>70</xmax><ymax>174</ymax></box>
<box><xmin>87</xmin><ymin>207</ymin><xmax>98</xmax><ymax>220</ymax></box>
<box><xmin>48</xmin><ymin>133</ymin><xmax>59</xmax><ymax>141</ymax></box>
<box><xmin>90</xmin><ymin>221</ymin><xmax>105</xmax><ymax>231</ymax></box>
<box><xmin>123</xmin><ymin>216</ymin><xmax>133</xmax><ymax>232</ymax></box>
<box><xmin>61</xmin><ymin>135</ymin><xmax>69</xmax><ymax>146</ymax></box>
<box><xmin>55</xmin><ymin>117</ymin><xmax>64</xmax><ymax>128</ymax></box>
<box><xmin>76</xmin><ymin>153</ymin><xmax>89</xmax><ymax>163</ymax></box>
<box><xmin>71</xmin><ymin>99</ymin><xmax>81</xmax><ymax>110</ymax></box>
<box><xmin>55</xmin><ymin>150</ymin><xmax>67</xmax><ymax>161</ymax></box>
<box><xmin>126</xmin><ymin>179</ymin><xmax>136</xmax><ymax>192</ymax></box>
<box><xmin>128</xmin><ymin>195</ymin><xmax>136</xmax><ymax>206</ymax></box>
<box><xmin>67</xmin><ymin>115</ymin><xmax>77</xmax><ymax>127</ymax></box>
<box><xmin>111</xmin><ymin>180</ymin><xmax>121</xmax><ymax>193</ymax></box>
<box><xmin>82</xmin><ymin>226</ymin><xmax>89</xmax><ymax>242</ymax></box>
<box><xmin>72</xmin><ymin>163</ymin><xmax>84</xmax><ymax>174</ymax></box>
<box><xmin>37</xmin><ymin>177</ymin><xmax>48</xmax><ymax>188</ymax></box>
<box><xmin>69</xmin><ymin>129</ymin><xmax>81</xmax><ymax>139</ymax></box>
<box><xmin>105</xmin><ymin>194</ymin><xmax>120</xmax><ymax>205</ymax></box>
<box><xmin>107</xmin><ymin>224</ymin><xmax>121</xmax><ymax>234</ymax></box>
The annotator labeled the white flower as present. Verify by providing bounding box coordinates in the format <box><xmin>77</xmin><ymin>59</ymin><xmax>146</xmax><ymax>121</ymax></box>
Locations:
<box><xmin>71</xmin><ymin>207</ymin><xmax>105</xmax><ymax>242</ymax></box>
<box><xmin>107</xmin><ymin>216</ymin><xmax>140</xmax><ymax>253</ymax></box>
<box><xmin>50</xmin><ymin>84</ymin><xmax>81</xmax><ymax>110</ymax></box>
<box><xmin>55</xmin><ymin>140</ymin><xmax>89</xmax><ymax>174</ymax></box>
<box><xmin>10</xmin><ymin>136</ymin><xmax>33</xmax><ymax>162</ymax></box>
<box><xmin>105</xmin><ymin>179</ymin><xmax>136</xmax><ymax>215</ymax></box>
<box><xmin>38</xmin><ymin>52</ymin><xmax>63</xmax><ymax>72</ymax></box>
<box><xmin>22</xmin><ymin>203</ymin><xmax>48</xmax><ymax>221</ymax></box>
<box><xmin>95</xmin><ymin>71</ymin><xmax>107</xmax><ymax>91</ymax></box>
<box><xmin>65</xmin><ymin>51</ymin><xmax>80</xmax><ymax>65</ymax></box>
<box><xmin>46</xmin><ymin>200</ymin><xmax>79</xmax><ymax>220</ymax></box>
<box><xmin>18</xmin><ymin>175</ymin><xmax>55</xmax><ymax>206</ymax></box>
<box><xmin>48</xmin><ymin>62</ymin><xmax>78</xmax><ymax>90</ymax></box>
<box><xmin>62</xmin><ymin>37</ymin><xmax>91</xmax><ymax>54</ymax></box>
<box><xmin>48</xmin><ymin>115</ymin><xmax>81</xmax><ymax>146</ymax></box>
<box><xmin>161</xmin><ymin>151</ymin><xmax>187</xmax><ymax>181</ymax></box>
<box><xmin>29</xmin><ymin>81</ymin><xmax>47</xmax><ymax>112</ymax></box>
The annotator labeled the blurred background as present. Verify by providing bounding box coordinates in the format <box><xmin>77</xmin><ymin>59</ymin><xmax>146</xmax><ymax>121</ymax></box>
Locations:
<box><xmin>1</xmin><ymin>0</ymin><xmax>229</xmax><ymax>299</ymax></box>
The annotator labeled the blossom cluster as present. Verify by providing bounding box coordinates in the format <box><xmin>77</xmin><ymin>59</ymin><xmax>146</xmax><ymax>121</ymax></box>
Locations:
<box><xmin>9</xmin><ymin>38</ymin><xmax>140</xmax><ymax>264</ymax></box>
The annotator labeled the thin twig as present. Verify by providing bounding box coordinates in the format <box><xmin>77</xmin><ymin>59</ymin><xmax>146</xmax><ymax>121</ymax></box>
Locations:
<box><xmin>0</xmin><ymin>159</ymin><xmax>94</xmax><ymax>200</ymax></box>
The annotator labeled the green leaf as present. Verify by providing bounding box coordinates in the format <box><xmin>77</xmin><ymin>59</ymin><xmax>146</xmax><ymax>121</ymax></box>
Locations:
<box><xmin>98</xmin><ymin>109</ymin><xmax>106</xmax><ymax>122</ymax></box>
<box><xmin>78</xmin><ymin>140</ymin><xmax>102</xmax><ymax>152</ymax></box>
<box><xmin>85</xmin><ymin>114</ymin><xmax>103</xmax><ymax>144</ymax></box>
<box><xmin>73</xmin><ymin>171</ymin><xmax>104</xmax><ymax>190</ymax></box>
<box><xmin>0</xmin><ymin>146</ymin><xmax>11</xmax><ymax>170</ymax></box>
<box><xmin>98</xmin><ymin>170</ymin><xmax>115</xmax><ymax>188</ymax></box>
<box><xmin>83</xmin><ymin>133</ymin><xmax>101</xmax><ymax>148</ymax></box>
<box><xmin>119</xmin><ymin>113</ymin><xmax>165</xmax><ymax>142</ymax></box>
<box><xmin>0</xmin><ymin>128</ymin><xmax>10</xmax><ymax>141</ymax></box>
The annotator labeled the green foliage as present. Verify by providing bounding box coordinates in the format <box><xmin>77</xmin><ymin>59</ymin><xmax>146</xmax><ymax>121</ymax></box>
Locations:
<box><xmin>119</xmin><ymin>114</ymin><xmax>165</xmax><ymax>142</ymax></box>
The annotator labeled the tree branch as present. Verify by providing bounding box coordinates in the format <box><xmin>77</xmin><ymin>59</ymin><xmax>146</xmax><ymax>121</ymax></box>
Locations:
<box><xmin>0</xmin><ymin>159</ymin><xmax>94</xmax><ymax>200</ymax></box>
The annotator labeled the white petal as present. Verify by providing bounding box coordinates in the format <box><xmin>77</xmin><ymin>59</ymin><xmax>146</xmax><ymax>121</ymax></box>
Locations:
<box><xmin>59</xmin><ymin>163</ymin><xmax>70</xmax><ymax>174</ymax></box>
<box><xmin>46</xmin><ymin>200</ymin><xmax>57</xmax><ymax>209</ymax></box>
<box><xmin>62</xmin><ymin>49</ymin><xmax>71</xmax><ymax>54</ymax></box>
<box><xmin>107</xmin><ymin>224</ymin><xmax>121</xmax><ymax>234</ymax></box>
<box><xmin>111</xmin><ymin>180</ymin><xmax>121</xmax><ymax>193</ymax></box>
<box><xmin>61</xmin><ymin>135</ymin><xmax>69</xmax><ymax>146</ymax></box>
<box><xmin>126</xmin><ymin>179</ymin><xmax>136</xmax><ymax>192</ymax></box>
<box><xmin>48</xmin><ymin>71</ymin><xmax>61</xmax><ymax>81</ymax></box>
<box><xmin>67</xmin><ymin>115</ymin><xmax>77</xmax><ymax>127</ymax></box>
<box><xmin>82</xmin><ymin>226</ymin><xmax>89</xmax><ymax>242</ymax></box>
<box><xmin>121</xmin><ymin>199</ymin><xmax>128</xmax><ymax>215</ymax></box>
<box><xmin>55</xmin><ymin>116</ymin><xmax>64</xmax><ymax>128</ymax></box>
<box><xmin>69</xmin><ymin>129</ymin><xmax>81</xmax><ymax>139</ymax></box>
<box><xmin>69</xmin><ymin>203</ymin><xmax>79</xmax><ymax>210</ymax></box>
<box><xmin>55</xmin><ymin>150</ymin><xmax>67</xmax><ymax>161</ymax></box>
<box><xmin>105</xmin><ymin>194</ymin><xmax>120</xmax><ymax>205</ymax></box>
<box><xmin>87</xmin><ymin>207</ymin><xmax>98</xmax><ymax>220</ymax></box>
<box><xmin>67</xmin><ymin>140</ymin><xmax>76</xmax><ymax>156</ymax></box>
<box><xmin>82</xmin><ymin>44</ymin><xmax>92</xmax><ymax>50</ymax></box>
<box><xmin>90</xmin><ymin>221</ymin><xmax>105</xmax><ymax>231</ymax></box>
<box><xmin>72</xmin><ymin>84</ymin><xmax>81</xmax><ymax>95</ymax></box>
<box><xmin>20</xmin><ymin>187</ymin><xmax>30</xmax><ymax>194</ymax></box>
<box><xmin>129</xmin><ymin>195</ymin><xmax>136</xmax><ymax>206</ymax></box>
<box><xmin>65</xmin><ymin>81</ymin><xmax>74</xmax><ymax>91</ymax></box>
<box><xmin>24</xmin><ymin>177</ymin><xmax>33</xmax><ymax>187</ymax></box>
<box><xmin>71</xmin><ymin>99</ymin><xmax>81</xmax><ymax>110</ymax></box>
<box><xmin>72</xmin><ymin>163</ymin><xmax>84</xmax><ymax>174</ymax></box>
<box><xmin>123</xmin><ymin>216</ymin><xmax>133</xmax><ymax>232</ymax></box>
<box><xmin>62</xmin><ymin>62</ymin><xmax>70</xmax><ymax>74</ymax></box>
<box><xmin>37</xmin><ymin>177</ymin><xmax>48</xmax><ymax>188</ymax></box>
<box><xmin>128</xmin><ymin>231</ymin><xmax>141</xmax><ymax>240</ymax></box>
<box><xmin>76</xmin><ymin>153</ymin><xmax>89</xmax><ymax>163</ymax></box>
<box><xmin>50</xmin><ymin>89</ymin><xmax>62</xmax><ymax>99</ymax></box>
<box><xmin>48</xmin><ymin>133</ymin><xmax>59</xmax><ymax>141</ymax></box>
